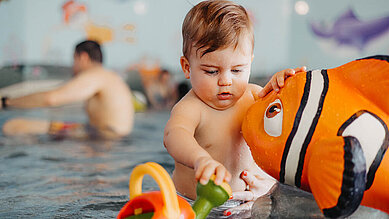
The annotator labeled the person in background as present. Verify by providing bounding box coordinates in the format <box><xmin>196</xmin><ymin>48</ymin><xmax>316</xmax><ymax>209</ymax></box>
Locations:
<box><xmin>128</xmin><ymin>56</ymin><xmax>179</xmax><ymax>110</ymax></box>
<box><xmin>163</xmin><ymin>0</ymin><xmax>306</xmax><ymax>217</ymax></box>
<box><xmin>145</xmin><ymin>68</ymin><xmax>178</xmax><ymax>110</ymax></box>
<box><xmin>0</xmin><ymin>40</ymin><xmax>134</xmax><ymax>139</ymax></box>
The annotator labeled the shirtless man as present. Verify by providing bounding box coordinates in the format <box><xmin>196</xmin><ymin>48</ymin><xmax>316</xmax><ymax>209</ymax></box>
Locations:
<box><xmin>1</xmin><ymin>40</ymin><xmax>134</xmax><ymax>139</ymax></box>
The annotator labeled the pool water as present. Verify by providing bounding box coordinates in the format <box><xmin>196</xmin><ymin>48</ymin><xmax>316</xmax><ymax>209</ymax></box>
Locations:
<box><xmin>0</xmin><ymin>106</ymin><xmax>174</xmax><ymax>218</ymax></box>
<box><xmin>3</xmin><ymin>105</ymin><xmax>385</xmax><ymax>218</ymax></box>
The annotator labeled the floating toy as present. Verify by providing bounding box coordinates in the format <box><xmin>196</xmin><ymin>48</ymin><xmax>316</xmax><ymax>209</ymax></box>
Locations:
<box><xmin>117</xmin><ymin>162</ymin><xmax>232</xmax><ymax>219</ymax></box>
<box><xmin>132</xmin><ymin>91</ymin><xmax>147</xmax><ymax>112</ymax></box>
<box><xmin>242</xmin><ymin>55</ymin><xmax>389</xmax><ymax>218</ymax></box>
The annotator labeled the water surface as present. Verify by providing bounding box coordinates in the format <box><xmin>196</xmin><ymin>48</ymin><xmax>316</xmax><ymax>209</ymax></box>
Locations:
<box><xmin>0</xmin><ymin>107</ymin><xmax>174</xmax><ymax>218</ymax></box>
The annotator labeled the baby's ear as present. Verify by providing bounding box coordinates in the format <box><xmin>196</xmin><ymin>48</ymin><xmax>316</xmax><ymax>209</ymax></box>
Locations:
<box><xmin>180</xmin><ymin>56</ymin><xmax>191</xmax><ymax>79</ymax></box>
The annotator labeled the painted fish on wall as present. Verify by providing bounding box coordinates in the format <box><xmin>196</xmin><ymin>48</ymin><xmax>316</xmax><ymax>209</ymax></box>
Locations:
<box><xmin>62</xmin><ymin>0</ymin><xmax>87</xmax><ymax>24</ymax></box>
<box><xmin>310</xmin><ymin>9</ymin><xmax>389</xmax><ymax>51</ymax></box>
<box><xmin>242</xmin><ymin>55</ymin><xmax>389</xmax><ymax>218</ymax></box>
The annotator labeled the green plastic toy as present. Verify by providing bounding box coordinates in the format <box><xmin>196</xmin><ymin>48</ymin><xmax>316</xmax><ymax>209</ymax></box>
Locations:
<box><xmin>117</xmin><ymin>162</ymin><xmax>232</xmax><ymax>219</ymax></box>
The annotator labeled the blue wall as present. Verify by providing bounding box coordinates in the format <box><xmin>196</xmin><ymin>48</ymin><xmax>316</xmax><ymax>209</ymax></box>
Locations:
<box><xmin>289</xmin><ymin>0</ymin><xmax>389</xmax><ymax>70</ymax></box>
<box><xmin>0</xmin><ymin>0</ymin><xmax>388</xmax><ymax>76</ymax></box>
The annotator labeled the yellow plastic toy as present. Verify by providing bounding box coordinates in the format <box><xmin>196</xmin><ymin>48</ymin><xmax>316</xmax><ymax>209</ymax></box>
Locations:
<box><xmin>117</xmin><ymin>162</ymin><xmax>232</xmax><ymax>219</ymax></box>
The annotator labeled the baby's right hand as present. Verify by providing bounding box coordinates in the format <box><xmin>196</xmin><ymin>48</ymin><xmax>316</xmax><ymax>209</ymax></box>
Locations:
<box><xmin>258</xmin><ymin>66</ymin><xmax>306</xmax><ymax>98</ymax></box>
<box><xmin>194</xmin><ymin>156</ymin><xmax>231</xmax><ymax>186</ymax></box>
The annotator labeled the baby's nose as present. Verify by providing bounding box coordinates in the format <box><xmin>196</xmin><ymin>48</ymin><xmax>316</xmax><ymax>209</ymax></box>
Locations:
<box><xmin>218</xmin><ymin>73</ymin><xmax>232</xmax><ymax>86</ymax></box>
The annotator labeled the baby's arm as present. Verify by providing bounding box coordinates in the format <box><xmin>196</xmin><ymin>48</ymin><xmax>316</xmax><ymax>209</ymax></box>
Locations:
<box><xmin>163</xmin><ymin>100</ymin><xmax>231</xmax><ymax>185</ymax></box>
<box><xmin>257</xmin><ymin>66</ymin><xmax>306</xmax><ymax>98</ymax></box>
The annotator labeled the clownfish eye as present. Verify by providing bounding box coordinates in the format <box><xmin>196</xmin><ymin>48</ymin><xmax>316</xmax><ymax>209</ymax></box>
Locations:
<box><xmin>266</xmin><ymin>103</ymin><xmax>282</xmax><ymax>118</ymax></box>
<box><xmin>264</xmin><ymin>99</ymin><xmax>283</xmax><ymax>137</ymax></box>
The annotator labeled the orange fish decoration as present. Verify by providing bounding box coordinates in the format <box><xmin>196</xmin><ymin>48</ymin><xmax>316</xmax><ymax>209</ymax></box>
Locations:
<box><xmin>242</xmin><ymin>55</ymin><xmax>389</xmax><ymax>218</ymax></box>
<box><xmin>62</xmin><ymin>0</ymin><xmax>87</xmax><ymax>24</ymax></box>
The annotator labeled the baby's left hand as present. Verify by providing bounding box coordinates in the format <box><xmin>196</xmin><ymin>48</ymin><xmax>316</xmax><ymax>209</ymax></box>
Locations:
<box><xmin>258</xmin><ymin>66</ymin><xmax>306</xmax><ymax>98</ymax></box>
<box><xmin>223</xmin><ymin>170</ymin><xmax>276</xmax><ymax>217</ymax></box>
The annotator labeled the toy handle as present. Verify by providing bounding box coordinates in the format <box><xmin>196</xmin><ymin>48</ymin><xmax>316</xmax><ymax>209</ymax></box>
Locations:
<box><xmin>129</xmin><ymin>162</ymin><xmax>180</xmax><ymax>219</ymax></box>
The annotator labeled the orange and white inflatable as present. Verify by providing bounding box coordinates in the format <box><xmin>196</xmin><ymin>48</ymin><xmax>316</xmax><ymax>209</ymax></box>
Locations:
<box><xmin>242</xmin><ymin>55</ymin><xmax>389</xmax><ymax>218</ymax></box>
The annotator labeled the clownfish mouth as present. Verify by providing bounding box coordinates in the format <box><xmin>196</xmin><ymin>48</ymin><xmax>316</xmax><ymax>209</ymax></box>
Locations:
<box><xmin>217</xmin><ymin>92</ymin><xmax>232</xmax><ymax>100</ymax></box>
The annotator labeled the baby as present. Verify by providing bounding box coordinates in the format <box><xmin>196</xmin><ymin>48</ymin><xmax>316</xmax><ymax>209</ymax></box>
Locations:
<box><xmin>164</xmin><ymin>0</ymin><xmax>305</xmax><ymax>216</ymax></box>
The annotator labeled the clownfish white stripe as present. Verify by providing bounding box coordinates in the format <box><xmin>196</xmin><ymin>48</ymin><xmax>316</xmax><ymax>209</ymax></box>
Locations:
<box><xmin>281</xmin><ymin>70</ymin><xmax>329</xmax><ymax>186</ymax></box>
<box><xmin>342</xmin><ymin>113</ymin><xmax>385</xmax><ymax>171</ymax></box>
<box><xmin>338</xmin><ymin>110</ymin><xmax>389</xmax><ymax>189</ymax></box>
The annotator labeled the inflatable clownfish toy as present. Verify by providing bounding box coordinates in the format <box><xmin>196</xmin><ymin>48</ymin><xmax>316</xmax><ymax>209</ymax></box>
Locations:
<box><xmin>242</xmin><ymin>55</ymin><xmax>389</xmax><ymax>218</ymax></box>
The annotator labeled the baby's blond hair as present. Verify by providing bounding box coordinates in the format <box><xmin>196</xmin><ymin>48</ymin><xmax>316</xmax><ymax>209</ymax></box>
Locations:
<box><xmin>182</xmin><ymin>0</ymin><xmax>254</xmax><ymax>58</ymax></box>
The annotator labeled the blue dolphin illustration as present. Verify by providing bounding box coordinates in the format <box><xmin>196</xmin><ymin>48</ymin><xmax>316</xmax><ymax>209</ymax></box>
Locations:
<box><xmin>310</xmin><ymin>9</ymin><xmax>389</xmax><ymax>50</ymax></box>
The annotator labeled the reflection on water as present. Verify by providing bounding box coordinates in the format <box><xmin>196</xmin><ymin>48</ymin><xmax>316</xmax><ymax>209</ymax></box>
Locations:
<box><xmin>0</xmin><ymin>108</ymin><xmax>174</xmax><ymax>218</ymax></box>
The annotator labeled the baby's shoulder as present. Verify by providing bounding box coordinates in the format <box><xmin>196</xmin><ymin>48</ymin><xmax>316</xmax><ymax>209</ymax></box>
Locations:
<box><xmin>246</xmin><ymin>83</ymin><xmax>262</xmax><ymax>93</ymax></box>
<box><xmin>240</xmin><ymin>83</ymin><xmax>262</xmax><ymax>100</ymax></box>
<box><xmin>171</xmin><ymin>91</ymin><xmax>203</xmax><ymax>115</ymax></box>
<box><xmin>167</xmin><ymin>91</ymin><xmax>204</xmax><ymax>127</ymax></box>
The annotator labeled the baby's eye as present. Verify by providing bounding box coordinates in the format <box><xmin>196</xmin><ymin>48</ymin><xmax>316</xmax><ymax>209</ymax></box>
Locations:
<box><xmin>204</xmin><ymin>70</ymin><xmax>218</xmax><ymax>74</ymax></box>
<box><xmin>231</xmin><ymin>69</ymin><xmax>242</xmax><ymax>73</ymax></box>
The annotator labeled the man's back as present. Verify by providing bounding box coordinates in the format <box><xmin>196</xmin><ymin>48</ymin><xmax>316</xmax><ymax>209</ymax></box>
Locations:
<box><xmin>83</xmin><ymin>67</ymin><xmax>134</xmax><ymax>137</ymax></box>
<box><xmin>1</xmin><ymin>40</ymin><xmax>134</xmax><ymax>139</ymax></box>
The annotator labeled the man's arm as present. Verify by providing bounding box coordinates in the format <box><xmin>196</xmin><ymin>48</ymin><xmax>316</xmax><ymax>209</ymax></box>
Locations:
<box><xmin>5</xmin><ymin>71</ymin><xmax>103</xmax><ymax>109</ymax></box>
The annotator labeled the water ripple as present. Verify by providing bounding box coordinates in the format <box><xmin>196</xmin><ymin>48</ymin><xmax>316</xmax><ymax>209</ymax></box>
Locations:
<box><xmin>0</xmin><ymin>110</ymin><xmax>173</xmax><ymax>218</ymax></box>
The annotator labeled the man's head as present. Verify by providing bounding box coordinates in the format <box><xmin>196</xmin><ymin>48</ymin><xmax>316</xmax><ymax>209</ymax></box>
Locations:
<box><xmin>73</xmin><ymin>40</ymin><xmax>103</xmax><ymax>75</ymax></box>
<box><xmin>182</xmin><ymin>0</ymin><xmax>254</xmax><ymax>60</ymax></box>
<box><xmin>180</xmin><ymin>0</ymin><xmax>254</xmax><ymax>110</ymax></box>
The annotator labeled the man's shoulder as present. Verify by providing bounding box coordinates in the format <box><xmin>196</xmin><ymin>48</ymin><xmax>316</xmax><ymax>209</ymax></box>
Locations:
<box><xmin>78</xmin><ymin>67</ymin><xmax>124</xmax><ymax>84</ymax></box>
<box><xmin>81</xmin><ymin>67</ymin><xmax>113</xmax><ymax>76</ymax></box>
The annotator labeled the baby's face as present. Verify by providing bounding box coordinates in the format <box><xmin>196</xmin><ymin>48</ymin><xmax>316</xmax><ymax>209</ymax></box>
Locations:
<box><xmin>183</xmin><ymin>36</ymin><xmax>253</xmax><ymax>110</ymax></box>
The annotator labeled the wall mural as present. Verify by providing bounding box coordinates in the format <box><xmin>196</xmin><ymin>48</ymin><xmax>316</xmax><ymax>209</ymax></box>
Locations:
<box><xmin>310</xmin><ymin>8</ymin><xmax>389</xmax><ymax>53</ymax></box>
<box><xmin>61</xmin><ymin>0</ymin><xmax>136</xmax><ymax>44</ymax></box>
<box><xmin>62</xmin><ymin>0</ymin><xmax>86</xmax><ymax>25</ymax></box>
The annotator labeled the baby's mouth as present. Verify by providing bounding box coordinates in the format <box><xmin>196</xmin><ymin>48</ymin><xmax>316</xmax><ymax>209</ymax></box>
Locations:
<box><xmin>217</xmin><ymin>92</ymin><xmax>232</xmax><ymax>100</ymax></box>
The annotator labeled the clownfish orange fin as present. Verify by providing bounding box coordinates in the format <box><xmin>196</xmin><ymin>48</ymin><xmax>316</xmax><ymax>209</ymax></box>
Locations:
<box><xmin>329</xmin><ymin>55</ymin><xmax>389</xmax><ymax>113</ymax></box>
<box><xmin>307</xmin><ymin>136</ymin><xmax>366</xmax><ymax>218</ymax></box>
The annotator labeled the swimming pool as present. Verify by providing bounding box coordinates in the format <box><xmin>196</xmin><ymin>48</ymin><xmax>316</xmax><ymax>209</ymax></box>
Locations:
<box><xmin>2</xmin><ymin>106</ymin><xmax>386</xmax><ymax>218</ymax></box>
<box><xmin>0</xmin><ymin>106</ymin><xmax>174</xmax><ymax>218</ymax></box>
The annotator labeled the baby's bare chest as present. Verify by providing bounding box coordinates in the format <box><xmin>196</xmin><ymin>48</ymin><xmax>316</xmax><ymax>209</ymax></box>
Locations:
<box><xmin>195</xmin><ymin>111</ymin><xmax>248</xmax><ymax>155</ymax></box>
<box><xmin>194</xmin><ymin>117</ymin><xmax>256</xmax><ymax>179</ymax></box>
